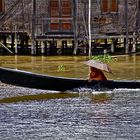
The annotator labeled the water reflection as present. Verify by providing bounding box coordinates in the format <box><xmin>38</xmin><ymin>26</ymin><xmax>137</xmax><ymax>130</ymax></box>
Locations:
<box><xmin>0</xmin><ymin>55</ymin><xmax>140</xmax><ymax>139</ymax></box>
<box><xmin>0</xmin><ymin>89</ymin><xmax>114</xmax><ymax>104</ymax></box>
<box><xmin>0</xmin><ymin>93</ymin><xmax>79</xmax><ymax>103</ymax></box>
<box><xmin>0</xmin><ymin>55</ymin><xmax>140</xmax><ymax>80</ymax></box>
<box><xmin>90</xmin><ymin>92</ymin><xmax>113</xmax><ymax>103</ymax></box>
<box><xmin>0</xmin><ymin>88</ymin><xmax>139</xmax><ymax>139</ymax></box>
<box><xmin>109</xmin><ymin>55</ymin><xmax>140</xmax><ymax>80</ymax></box>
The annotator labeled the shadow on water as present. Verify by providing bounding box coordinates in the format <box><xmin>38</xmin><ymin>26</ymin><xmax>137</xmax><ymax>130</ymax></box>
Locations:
<box><xmin>0</xmin><ymin>93</ymin><xmax>79</xmax><ymax>103</ymax></box>
<box><xmin>0</xmin><ymin>87</ymin><xmax>114</xmax><ymax>104</ymax></box>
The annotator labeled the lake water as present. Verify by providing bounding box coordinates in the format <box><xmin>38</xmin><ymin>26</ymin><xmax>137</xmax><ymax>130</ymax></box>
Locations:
<box><xmin>0</xmin><ymin>55</ymin><xmax>140</xmax><ymax>140</ymax></box>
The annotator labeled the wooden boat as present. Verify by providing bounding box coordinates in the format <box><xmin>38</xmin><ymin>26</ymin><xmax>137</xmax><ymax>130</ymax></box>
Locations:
<box><xmin>0</xmin><ymin>67</ymin><xmax>139</xmax><ymax>91</ymax></box>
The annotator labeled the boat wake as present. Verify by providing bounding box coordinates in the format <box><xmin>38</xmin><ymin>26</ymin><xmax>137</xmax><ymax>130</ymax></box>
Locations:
<box><xmin>69</xmin><ymin>86</ymin><xmax>140</xmax><ymax>94</ymax></box>
<box><xmin>69</xmin><ymin>86</ymin><xmax>113</xmax><ymax>94</ymax></box>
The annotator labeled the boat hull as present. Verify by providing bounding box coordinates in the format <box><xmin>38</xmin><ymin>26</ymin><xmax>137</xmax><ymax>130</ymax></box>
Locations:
<box><xmin>0</xmin><ymin>67</ymin><xmax>139</xmax><ymax>91</ymax></box>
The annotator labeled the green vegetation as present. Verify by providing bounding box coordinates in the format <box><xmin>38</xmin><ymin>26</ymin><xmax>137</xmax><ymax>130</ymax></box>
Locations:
<box><xmin>90</xmin><ymin>54</ymin><xmax>117</xmax><ymax>63</ymax></box>
<box><xmin>57</xmin><ymin>64</ymin><xmax>66</xmax><ymax>72</ymax></box>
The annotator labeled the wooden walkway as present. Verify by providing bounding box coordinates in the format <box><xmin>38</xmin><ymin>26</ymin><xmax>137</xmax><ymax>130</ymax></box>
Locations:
<box><xmin>0</xmin><ymin>31</ymin><xmax>139</xmax><ymax>56</ymax></box>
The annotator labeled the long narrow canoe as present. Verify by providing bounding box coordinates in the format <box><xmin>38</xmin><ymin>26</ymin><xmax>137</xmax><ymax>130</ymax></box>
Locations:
<box><xmin>0</xmin><ymin>67</ymin><xmax>139</xmax><ymax>91</ymax></box>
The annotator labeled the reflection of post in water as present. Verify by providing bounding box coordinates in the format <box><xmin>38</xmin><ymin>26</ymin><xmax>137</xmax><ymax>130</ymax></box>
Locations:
<box><xmin>14</xmin><ymin>55</ymin><xmax>18</xmax><ymax>69</ymax></box>
<box><xmin>125</xmin><ymin>55</ymin><xmax>136</xmax><ymax>79</ymax></box>
<box><xmin>41</xmin><ymin>56</ymin><xmax>46</xmax><ymax>74</ymax></box>
<box><xmin>125</xmin><ymin>56</ymin><xmax>129</xmax><ymax>63</ymax></box>
<box><xmin>132</xmin><ymin>55</ymin><xmax>136</xmax><ymax>79</ymax></box>
<box><xmin>31</xmin><ymin>56</ymin><xmax>36</xmax><ymax>72</ymax></box>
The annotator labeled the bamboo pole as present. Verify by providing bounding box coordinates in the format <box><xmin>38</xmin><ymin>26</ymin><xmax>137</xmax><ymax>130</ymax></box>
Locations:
<box><xmin>73</xmin><ymin>0</ymin><xmax>78</xmax><ymax>55</ymax></box>
<box><xmin>125</xmin><ymin>0</ymin><xmax>129</xmax><ymax>54</ymax></box>
<box><xmin>88</xmin><ymin>0</ymin><xmax>92</xmax><ymax>57</ymax></box>
<box><xmin>31</xmin><ymin>0</ymin><xmax>36</xmax><ymax>55</ymax></box>
<box><xmin>14</xmin><ymin>25</ymin><xmax>18</xmax><ymax>54</ymax></box>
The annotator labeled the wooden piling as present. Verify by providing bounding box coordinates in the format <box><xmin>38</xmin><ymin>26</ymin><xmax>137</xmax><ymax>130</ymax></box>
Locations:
<box><xmin>41</xmin><ymin>41</ymin><xmax>45</xmax><ymax>55</ymax></box>
<box><xmin>111</xmin><ymin>38</ymin><xmax>115</xmax><ymax>53</ymax></box>
<box><xmin>62</xmin><ymin>40</ymin><xmax>67</xmax><ymax>55</ymax></box>
<box><xmin>11</xmin><ymin>34</ymin><xmax>14</xmax><ymax>52</ymax></box>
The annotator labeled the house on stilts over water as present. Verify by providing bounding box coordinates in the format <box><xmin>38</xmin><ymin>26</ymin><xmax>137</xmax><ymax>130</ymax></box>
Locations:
<box><xmin>0</xmin><ymin>0</ymin><xmax>139</xmax><ymax>55</ymax></box>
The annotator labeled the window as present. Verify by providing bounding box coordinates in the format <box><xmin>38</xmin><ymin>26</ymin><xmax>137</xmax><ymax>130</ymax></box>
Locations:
<box><xmin>102</xmin><ymin>0</ymin><xmax>108</xmax><ymax>12</ymax></box>
<box><xmin>101</xmin><ymin>0</ymin><xmax>118</xmax><ymax>13</ymax></box>
<box><xmin>61</xmin><ymin>0</ymin><xmax>72</xmax><ymax>17</ymax></box>
<box><xmin>111</xmin><ymin>0</ymin><xmax>118</xmax><ymax>12</ymax></box>
<box><xmin>49</xmin><ymin>0</ymin><xmax>72</xmax><ymax>31</ymax></box>
<box><xmin>50</xmin><ymin>0</ymin><xmax>59</xmax><ymax>17</ymax></box>
<box><xmin>61</xmin><ymin>20</ymin><xmax>72</xmax><ymax>30</ymax></box>
<box><xmin>50</xmin><ymin>0</ymin><xmax>60</xmax><ymax>31</ymax></box>
<box><xmin>50</xmin><ymin>23</ymin><xmax>60</xmax><ymax>30</ymax></box>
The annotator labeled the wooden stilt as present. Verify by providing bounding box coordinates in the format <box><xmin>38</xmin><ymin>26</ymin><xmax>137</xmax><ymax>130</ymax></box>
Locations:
<box><xmin>131</xmin><ymin>32</ymin><xmax>136</xmax><ymax>53</ymax></box>
<box><xmin>62</xmin><ymin>40</ymin><xmax>67</xmax><ymax>55</ymax></box>
<box><xmin>41</xmin><ymin>41</ymin><xmax>45</xmax><ymax>55</ymax></box>
<box><xmin>3</xmin><ymin>34</ymin><xmax>7</xmax><ymax>46</ymax></box>
<box><xmin>3</xmin><ymin>34</ymin><xmax>7</xmax><ymax>54</ymax></box>
<box><xmin>14</xmin><ymin>32</ymin><xmax>18</xmax><ymax>54</ymax></box>
<box><xmin>104</xmin><ymin>39</ymin><xmax>108</xmax><ymax>54</ymax></box>
<box><xmin>35</xmin><ymin>41</ymin><xmax>38</xmax><ymax>55</ymax></box>
<box><xmin>44</xmin><ymin>41</ymin><xmax>48</xmax><ymax>55</ymax></box>
<box><xmin>111</xmin><ymin>38</ymin><xmax>115</xmax><ymax>53</ymax></box>
<box><xmin>25</xmin><ymin>35</ymin><xmax>29</xmax><ymax>54</ymax></box>
<box><xmin>11</xmin><ymin>34</ymin><xmax>14</xmax><ymax>52</ymax></box>
<box><xmin>72</xmin><ymin>40</ymin><xmax>75</xmax><ymax>52</ymax></box>
<box><xmin>20</xmin><ymin>35</ymin><xmax>24</xmax><ymax>54</ymax></box>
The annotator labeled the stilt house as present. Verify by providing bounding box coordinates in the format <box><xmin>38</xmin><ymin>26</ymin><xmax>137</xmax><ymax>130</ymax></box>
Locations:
<box><xmin>0</xmin><ymin>0</ymin><xmax>139</xmax><ymax>55</ymax></box>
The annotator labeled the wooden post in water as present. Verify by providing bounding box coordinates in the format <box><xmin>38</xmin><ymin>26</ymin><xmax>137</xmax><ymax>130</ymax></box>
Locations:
<box><xmin>73</xmin><ymin>0</ymin><xmax>78</xmax><ymax>55</ymax></box>
<box><xmin>3</xmin><ymin>34</ymin><xmax>7</xmax><ymax>47</ymax></box>
<box><xmin>104</xmin><ymin>39</ymin><xmax>108</xmax><ymax>54</ymax></box>
<box><xmin>88</xmin><ymin>0</ymin><xmax>92</xmax><ymax>57</ymax></box>
<box><xmin>131</xmin><ymin>32</ymin><xmax>136</xmax><ymax>53</ymax></box>
<box><xmin>31</xmin><ymin>0</ymin><xmax>36</xmax><ymax>55</ymax></box>
<box><xmin>125</xmin><ymin>0</ymin><xmax>129</xmax><ymax>54</ymax></box>
<box><xmin>20</xmin><ymin>34</ymin><xmax>25</xmax><ymax>54</ymax></box>
<box><xmin>111</xmin><ymin>38</ymin><xmax>115</xmax><ymax>53</ymax></box>
<box><xmin>25</xmin><ymin>35</ymin><xmax>29</xmax><ymax>54</ymax></box>
<box><xmin>36</xmin><ymin>40</ymin><xmax>39</xmax><ymax>55</ymax></box>
<box><xmin>62</xmin><ymin>40</ymin><xmax>68</xmax><ymax>55</ymax></box>
<box><xmin>45</xmin><ymin>41</ymin><xmax>48</xmax><ymax>55</ymax></box>
<box><xmin>14</xmin><ymin>25</ymin><xmax>18</xmax><ymax>54</ymax></box>
<box><xmin>11</xmin><ymin>33</ymin><xmax>14</xmax><ymax>52</ymax></box>
<box><xmin>41</xmin><ymin>41</ymin><xmax>45</xmax><ymax>55</ymax></box>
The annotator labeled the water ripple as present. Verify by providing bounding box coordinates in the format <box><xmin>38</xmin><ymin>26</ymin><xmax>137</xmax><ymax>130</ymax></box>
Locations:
<box><xmin>0</xmin><ymin>86</ymin><xmax>140</xmax><ymax>139</ymax></box>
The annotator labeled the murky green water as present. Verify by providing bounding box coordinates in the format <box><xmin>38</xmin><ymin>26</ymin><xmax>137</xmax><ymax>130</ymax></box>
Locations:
<box><xmin>0</xmin><ymin>55</ymin><xmax>140</xmax><ymax>79</ymax></box>
<box><xmin>0</xmin><ymin>55</ymin><xmax>140</xmax><ymax>139</ymax></box>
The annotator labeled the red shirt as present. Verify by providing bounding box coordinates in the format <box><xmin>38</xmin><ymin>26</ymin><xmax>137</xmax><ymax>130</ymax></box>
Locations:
<box><xmin>89</xmin><ymin>67</ymin><xmax>107</xmax><ymax>81</ymax></box>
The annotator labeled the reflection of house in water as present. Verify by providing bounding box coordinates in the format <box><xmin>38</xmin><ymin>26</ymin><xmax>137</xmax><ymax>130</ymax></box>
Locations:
<box><xmin>0</xmin><ymin>0</ymin><xmax>139</xmax><ymax>55</ymax></box>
